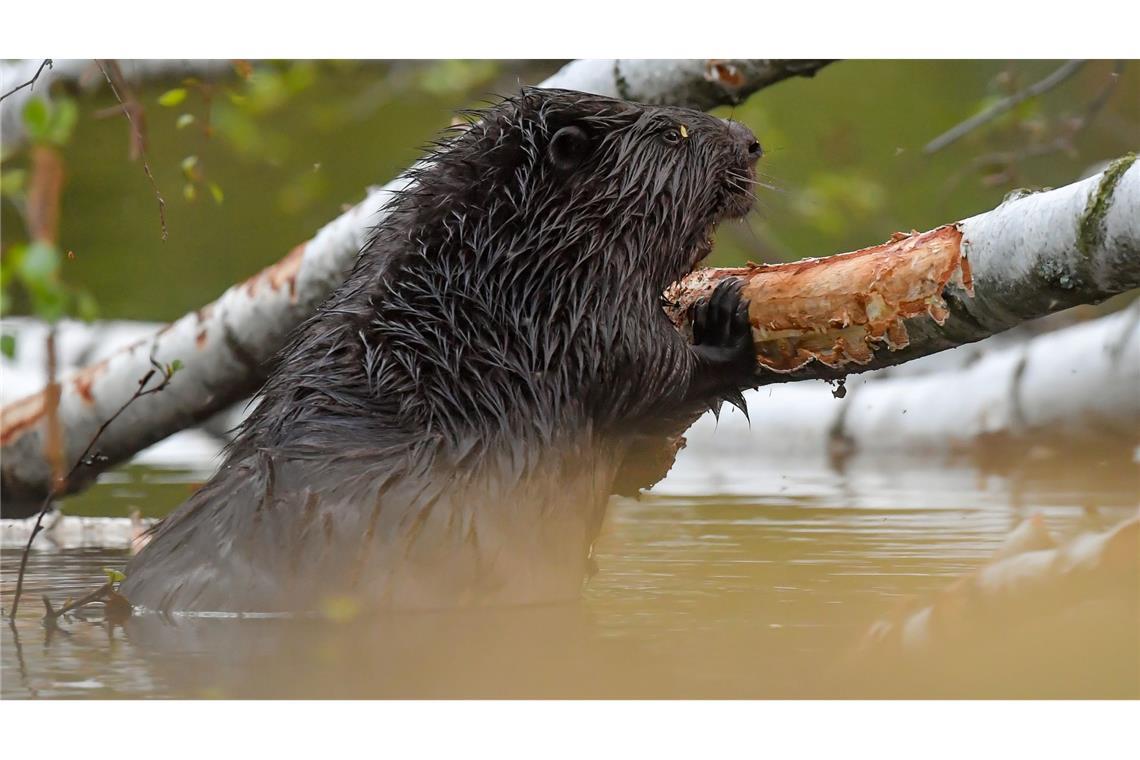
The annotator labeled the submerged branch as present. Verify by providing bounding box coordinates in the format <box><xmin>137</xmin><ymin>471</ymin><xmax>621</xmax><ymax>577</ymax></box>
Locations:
<box><xmin>859</xmin><ymin>511</ymin><xmax>1139</xmax><ymax>656</ymax></box>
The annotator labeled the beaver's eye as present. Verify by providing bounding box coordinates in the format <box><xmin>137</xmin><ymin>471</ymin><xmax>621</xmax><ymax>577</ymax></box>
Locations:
<box><xmin>662</xmin><ymin>128</ymin><xmax>682</xmax><ymax>145</ymax></box>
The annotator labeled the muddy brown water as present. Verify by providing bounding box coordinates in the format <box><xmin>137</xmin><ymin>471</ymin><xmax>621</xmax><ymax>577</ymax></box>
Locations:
<box><xmin>2</xmin><ymin>444</ymin><xmax>1137</xmax><ymax>699</ymax></box>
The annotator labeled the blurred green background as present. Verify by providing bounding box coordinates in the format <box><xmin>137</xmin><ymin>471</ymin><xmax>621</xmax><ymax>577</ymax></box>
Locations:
<box><xmin>2</xmin><ymin>59</ymin><xmax>1137</xmax><ymax>322</ymax></box>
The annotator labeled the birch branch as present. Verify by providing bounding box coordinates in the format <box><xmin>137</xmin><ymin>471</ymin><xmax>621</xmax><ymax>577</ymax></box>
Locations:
<box><xmin>0</xmin><ymin>59</ymin><xmax>826</xmax><ymax>511</ymax></box>
<box><xmin>665</xmin><ymin>154</ymin><xmax>1140</xmax><ymax>384</ymax></box>
<box><xmin>542</xmin><ymin>59</ymin><xmax>833</xmax><ymax>108</ymax></box>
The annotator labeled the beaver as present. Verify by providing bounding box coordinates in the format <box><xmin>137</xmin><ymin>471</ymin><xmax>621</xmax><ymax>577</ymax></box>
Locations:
<box><xmin>121</xmin><ymin>88</ymin><xmax>762</xmax><ymax>613</ymax></box>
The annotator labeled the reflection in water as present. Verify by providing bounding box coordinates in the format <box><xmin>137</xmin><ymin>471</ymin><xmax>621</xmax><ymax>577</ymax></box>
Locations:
<box><xmin>2</xmin><ymin>446</ymin><xmax>1137</xmax><ymax>699</ymax></box>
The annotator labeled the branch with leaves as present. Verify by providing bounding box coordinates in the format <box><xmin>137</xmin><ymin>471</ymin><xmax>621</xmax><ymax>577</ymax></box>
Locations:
<box><xmin>0</xmin><ymin>59</ymin><xmax>234</xmax><ymax>152</ymax></box>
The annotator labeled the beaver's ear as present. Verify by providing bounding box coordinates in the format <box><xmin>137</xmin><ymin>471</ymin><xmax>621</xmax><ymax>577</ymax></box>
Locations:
<box><xmin>549</xmin><ymin>125</ymin><xmax>593</xmax><ymax>171</ymax></box>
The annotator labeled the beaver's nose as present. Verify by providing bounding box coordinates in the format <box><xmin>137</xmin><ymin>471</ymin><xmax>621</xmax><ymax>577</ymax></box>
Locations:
<box><xmin>724</xmin><ymin>119</ymin><xmax>763</xmax><ymax>163</ymax></box>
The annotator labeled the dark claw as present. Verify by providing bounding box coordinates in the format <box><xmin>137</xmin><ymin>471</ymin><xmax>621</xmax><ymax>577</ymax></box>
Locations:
<box><xmin>724</xmin><ymin>388</ymin><xmax>750</xmax><ymax>423</ymax></box>
<box><xmin>692</xmin><ymin>296</ymin><xmax>710</xmax><ymax>343</ymax></box>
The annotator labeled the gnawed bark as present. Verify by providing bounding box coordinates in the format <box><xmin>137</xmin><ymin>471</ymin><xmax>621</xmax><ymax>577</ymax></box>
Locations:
<box><xmin>0</xmin><ymin>59</ymin><xmax>831</xmax><ymax>511</ymax></box>
<box><xmin>666</xmin><ymin>225</ymin><xmax>972</xmax><ymax>374</ymax></box>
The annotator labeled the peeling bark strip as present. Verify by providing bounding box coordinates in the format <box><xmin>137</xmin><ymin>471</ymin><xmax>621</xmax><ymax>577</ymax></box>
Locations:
<box><xmin>665</xmin><ymin>226</ymin><xmax>970</xmax><ymax>373</ymax></box>
<box><xmin>0</xmin><ymin>59</ymin><xmax>811</xmax><ymax>512</ymax></box>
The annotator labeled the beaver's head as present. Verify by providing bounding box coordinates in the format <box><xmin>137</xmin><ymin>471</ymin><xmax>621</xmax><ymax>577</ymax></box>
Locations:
<box><xmin>410</xmin><ymin>87</ymin><xmax>762</xmax><ymax>294</ymax></box>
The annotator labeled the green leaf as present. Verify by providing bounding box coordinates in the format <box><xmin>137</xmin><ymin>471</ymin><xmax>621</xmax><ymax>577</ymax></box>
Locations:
<box><xmin>75</xmin><ymin>289</ymin><xmax>99</xmax><ymax>322</ymax></box>
<box><xmin>19</xmin><ymin>241</ymin><xmax>61</xmax><ymax>285</ymax></box>
<box><xmin>176</xmin><ymin>113</ymin><xmax>196</xmax><ymax>129</ymax></box>
<box><xmin>418</xmin><ymin>60</ymin><xmax>499</xmax><ymax>96</ymax></box>
<box><xmin>16</xmin><ymin>241</ymin><xmax>79</xmax><ymax>324</ymax></box>
<box><xmin>180</xmin><ymin>155</ymin><xmax>202</xmax><ymax>183</ymax></box>
<box><xmin>1</xmin><ymin>244</ymin><xmax>25</xmax><ymax>287</ymax></box>
<box><xmin>208</xmin><ymin>182</ymin><xmax>224</xmax><ymax>205</ymax></box>
<box><xmin>283</xmin><ymin>61</ymin><xmax>316</xmax><ymax>93</ymax></box>
<box><xmin>245</xmin><ymin>69</ymin><xmax>287</xmax><ymax>113</ymax></box>
<box><xmin>46</xmin><ymin>96</ymin><xmax>78</xmax><ymax>146</ymax></box>
<box><xmin>22</xmin><ymin>97</ymin><xmax>50</xmax><ymax>141</ymax></box>
<box><xmin>0</xmin><ymin>333</ymin><xmax>15</xmax><ymax>359</ymax></box>
<box><xmin>157</xmin><ymin>88</ymin><xmax>188</xmax><ymax>107</ymax></box>
<box><xmin>0</xmin><ymin>168</ymin><xmax>28</xmax><ymax>200</ymax></box>
<box><xmin>25</xmin><ymin>278</ymin><xmax>67</xmax><ymax>323</ymax></box>
<box><xmin>103</xmin><ymin>568</ymin><xmax>127</xmax><ymax>583</ymax></box>
<box><xmin>170</xmin><ymin>359</ymin><xmax>184</xmax><ymax>373</ymax></box>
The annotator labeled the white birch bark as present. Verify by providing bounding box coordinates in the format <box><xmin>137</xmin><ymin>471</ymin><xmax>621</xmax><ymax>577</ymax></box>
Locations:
<box><xmin>540</xmin><ymin>59</ymin><xmax>832</xmax><ymax>108</ymax></box>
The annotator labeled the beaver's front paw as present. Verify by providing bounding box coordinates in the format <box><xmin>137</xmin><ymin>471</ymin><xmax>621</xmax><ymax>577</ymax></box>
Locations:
<box><xmin>691</xmin><ymin>278</ymin><xmax>756</xmax><ymax>378</ymax></box>
<box><xmin>689</xmin><ymin>278</ymin><xmax>758</xmax><ymax>417</ymax></box>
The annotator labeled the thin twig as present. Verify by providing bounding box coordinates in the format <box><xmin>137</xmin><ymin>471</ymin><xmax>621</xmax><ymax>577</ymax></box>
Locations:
<box><xmin>94</xmin><ymin>59</ymin><xmax>168</xmax><ymax>241</ymax></box>
<box><xmin>1077</xmin><ymin>60</ymin><xmax>1126</xmax><ymax>127</ymax></box>
<box><xmin>937</xmin><ymin>62</ymin><xmax>1127</xmax><ymax>199</ymax></box>
<box><xmin>8</xmin><ymin>358</ymin><xmax>177</xmax><ymax>618</ymax></box>
<box><xmin>0</xmin><ymin>59</ymin><xmax>52</xmax><ymax>103</ymax></box>
<box><xmin>924</xmin><ymin>60</ymin><xmax>1087</xmax><ymax>155</ymax></box>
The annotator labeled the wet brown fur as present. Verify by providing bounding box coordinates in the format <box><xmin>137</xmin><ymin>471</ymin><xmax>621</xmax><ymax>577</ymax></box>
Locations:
<box><xmin>121</xmin><ymin>89</ymin><xmax>762</xmax><ymax>613</ymax></box>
